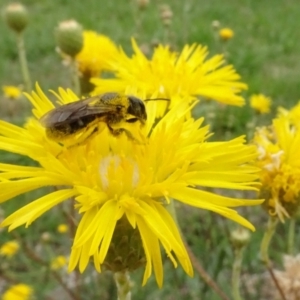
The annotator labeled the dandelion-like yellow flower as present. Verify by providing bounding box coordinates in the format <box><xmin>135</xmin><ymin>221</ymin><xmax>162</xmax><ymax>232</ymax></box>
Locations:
<box><xmin>254</xmin><ymin>117</ymin><xmax>300</xmax><ymax>221</ymax></box>
<box><xmin>91</xmin><ymin>39</ymin><xmax>248</xmax><ymax>111</ymax></box>
<box><xmin>57</xmin><ymin>223</ymin><xmax>68</xmax><ymax>233</ymax></box>
<box><xmin>2</xmin><ymin>284</ymin><xmax>33</xmax><ymax>300</ymax></box>
<box><xmin>0</xmin><ymin>240</ymin><xmax>19</xmax><ymax>257</ymax></box>
<box><xmin>278</xmin><ymin>101</ymin><xmax>300</xmax><ymax>128</ymax></box>
<box><xmin>250</xmin><ymin>93</ymin><xmax>272</xmax><ymax>114</ymax></box>
<box><xmin>51</xmin><ymin>255</ymin><xmax>68</xmax><ymax>270</ymax></box>
<box><xmin>76</xmin><ymin>31</ymin><xmax>118</xmax><ymax>78</ymax></box>
<box><xmin>2</xmin><ymin>85</ymin><xmax>22</xmax><ymax>100</ymax></box>
<box><xmin>0</xmin><ymin>84</ymin><xmax>262</xmax><ymax>286</ymax></box>
<box><xmin>219</xmin><ymin>28</ymin><xmax>234</xmax><ymax>41</ymax></box>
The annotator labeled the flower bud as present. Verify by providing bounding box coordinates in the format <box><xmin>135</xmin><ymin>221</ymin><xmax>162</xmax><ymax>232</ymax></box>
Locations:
<box><xmin>103</xmin><ymin>217</ymin><xmax>146</xmax><ymax>273</ymax></box>
<box><xmin>159</xmin><ymin>4</ymin><xmax>173</xmax><ymax>26</ymax></box>
<box><xmin>230</xmin><ymin>227</ymin><xmax>251</xmax><ymax>249</ymax></box>
<box><xmin>41</xmin><ymin>232</ymin><xmax>52</xmax><ymax>242</ymax></box>
<box><xmin>55</xmin><ymin>20</ymin><xmax>83</xmax><ymax>57</ymax></box>
<box><xmin>211</xmin><ymin>20</ymin><xmax>220</xmax><ymax>29</ymax></box>
<box><xmin>3</xmin><ymin>3</ymin><xmax>29</xmax><ymax>33</ymax></box>
<box><xmin>137</xmin><ymin>0</ymin><xmax>149</xmax><ymax>10</ymax></box>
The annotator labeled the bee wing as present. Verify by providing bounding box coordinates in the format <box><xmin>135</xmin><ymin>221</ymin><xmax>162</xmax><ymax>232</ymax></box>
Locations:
<box><xmin>40</xmin><ymin>94</ymin><xmax>122</xmax><ymax>127</ymax></box>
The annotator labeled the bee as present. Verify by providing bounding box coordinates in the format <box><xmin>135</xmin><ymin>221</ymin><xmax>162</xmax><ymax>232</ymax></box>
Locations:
<box><xmin>40</xmin><ymin>92</ymin><xmax>166</xmax><ymax>146</ymax></box>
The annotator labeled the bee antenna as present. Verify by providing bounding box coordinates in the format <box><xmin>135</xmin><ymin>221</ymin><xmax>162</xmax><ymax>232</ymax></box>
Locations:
<box><xmin>144</xmin><ymin>98</ymin><xmax>170</xmax><ymax>102</ymax></box>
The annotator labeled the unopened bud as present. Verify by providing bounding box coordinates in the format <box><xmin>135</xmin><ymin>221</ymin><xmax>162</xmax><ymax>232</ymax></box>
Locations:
<box><xmin>55</xmin><ymin>20</ymin><xmax>83</xmax><ymax>57</ymax></box>
<box><xmin>3</xmin><ymin>3</ymin><xmax>29</xmax><ymax>33</ymax></box>
<box><xmin>160</xmin><ymin>4</ymin><xmax>173</xmax><ymax>26</ymax></box>
<box><xmin>211</xmin><ymin>20</ymin><xmax>220</xmax><ymax>29</ymax></box>
<box><xmin>41</xmin><ymin>232</ymin><xmax>52</xmax><ymax>242</ymax></box>
<box><xmin>103</xmin><ymin>217</ymin><xmax>146</xmax><ymax>273</ymax></box>
<box><xmin>230</xmin><ymin>228</ymin><xmax>251</xmax><ymax>249</ymax></box>
<box><xmin>137</xmin><ymin>0</ymin><xmax>149</xmax><ymax>10</ymax></box>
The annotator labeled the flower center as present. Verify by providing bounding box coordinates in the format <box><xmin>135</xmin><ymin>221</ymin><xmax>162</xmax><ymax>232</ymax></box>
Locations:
<box><xmin>99</xmin><ymin>154</ymin><xmax>140</xmax><ymax>193</ymax></box>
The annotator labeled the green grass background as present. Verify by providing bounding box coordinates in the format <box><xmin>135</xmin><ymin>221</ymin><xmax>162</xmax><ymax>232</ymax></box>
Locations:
<box><xmin>0</xmin><ymin>0</ymin><xmax>300</xmax><ymax>299</ymax></box>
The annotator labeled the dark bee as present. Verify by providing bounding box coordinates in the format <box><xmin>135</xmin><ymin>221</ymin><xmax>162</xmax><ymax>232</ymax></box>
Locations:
<box><xmin>39</xmin><ymin>93</ymin><xmax>148</xmax><ymax>145</ymax></box>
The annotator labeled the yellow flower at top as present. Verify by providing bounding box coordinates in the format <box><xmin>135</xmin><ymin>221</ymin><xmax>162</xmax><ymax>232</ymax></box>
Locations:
<box><xmin>2</xmin><ymin>85</ymin><xmax>22</xmax><ymax>100</ymax></box>
<box><xmin>254</xmin><ymin>117</ymin><xmax>300</xmax><ymax>221</ymax></box>
<box><xmin>250</xmin><ymin>93</ymin><xmax>272</xmax><ymax>114</ymax></box>
<box><xmin>75</xmin><ymin>31</ymin><xmax>118</xmax><ymax>78</ymax></box>
<box><xmin>2</xmin><ymin>284</ymin><xmax>33</xmax><ymax>300</ymax></box>
<box><xmin>219</xmin><ymin>28</ymin><xmax>234</xmax><ymax>41</ymax></box>
<box><xmin>91</xmin><ymin>39</ymin><xmax>248</xmax><ymax>113</ymax></box>
<box><xmin>0</xmin><ymin>240</ymin><xmax>19</xmax><ymax>257</ymax></box>
<box><xmin>0</xmin><ymin>84</ymin><xmax>262</xmax><ymax>287</ymax></box>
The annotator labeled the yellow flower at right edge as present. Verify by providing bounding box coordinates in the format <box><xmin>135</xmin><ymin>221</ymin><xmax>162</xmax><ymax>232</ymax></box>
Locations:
<box><xmin>278</xmin><ymin>100</ymin><xmax>300</xmax><ymax>128</ymax></box>
<box><xmin>254</xmin><ymin>116</ymin><xmax>300</xmax><ymax>221</ymax></box>
<box><xmin>0</xmin><ymin>85</ymin><xmax>263</xmax><ymax>287</ymax></box>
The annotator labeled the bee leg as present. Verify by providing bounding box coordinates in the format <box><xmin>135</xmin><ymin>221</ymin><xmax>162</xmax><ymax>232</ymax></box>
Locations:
<box><xmin>70</xmin><ymin>126</ymin><xmax>99</xmax><ymax>148</ymax></box>
<box><xmin>55</xmin><ymin>126</ymin><xmax>100</xmax><ymax>156</ymax></box>
<box><xmin>107</xmin><ymin>126</ymin><xmax>125</xmax><ymax>137</ymax></box>
<box><xmin>108</xmin><ymin>125</ymin><xmax>145</xmax><ymax>144</ymax></box>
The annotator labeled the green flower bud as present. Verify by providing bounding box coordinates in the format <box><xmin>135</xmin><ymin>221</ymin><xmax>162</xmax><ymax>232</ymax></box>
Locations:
<box><xmin>3</xmin><ymin>3</ymin><xmax>29</xmax><ymax>33</ymax></box>
<box><xmin>230</xmin><ymin>227</ymin><xmax>251</xmax><ymax>249</ymax></box>
<box><xmin>103</xmin><ymin>217</ymin><xmax>146</xmax><ymax>273</ymax></box>
<box><xmin>55</xmin><ymin>20</ymin><xmax>83</xmax><ymax>57</ymax></box>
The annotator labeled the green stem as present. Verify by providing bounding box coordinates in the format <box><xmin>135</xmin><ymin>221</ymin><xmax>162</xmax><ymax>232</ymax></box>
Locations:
<box><xmin>231</xmin><ymin>247</ymin><xmax>244</xmax><ymax>300</ymax></box>
<box><xmin>114</xmin><ymin>271</ymin><xmax>131</xmax><ymax>300</ymax></box>
<box><xmin>287</xmin><ymin>218</ymin><xmax>295</xmax><ymax>255</ymax></box>
<box><xmin>260</xmin><ymin>217</ymin><xmax>278</xmax><ymax>266</ymax></box>
<box><xmin>71</xmin><ymin>59</ymin><xmax>81</xmax><ymax>96</ymax></box>
<box><xmin>16</xmin><ymin>32</ymin><xmax>32</xmax><ymax>92</ymax></box>
<box><xmin>260</xmin><ymin>217</ymin><xmax>287</xmax><ymax>300</ymax></box>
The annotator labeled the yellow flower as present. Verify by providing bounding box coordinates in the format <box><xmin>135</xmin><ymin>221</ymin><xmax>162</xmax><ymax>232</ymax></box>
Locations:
<box><xmin>91</xmin><ymin>39</ymin><xmax>248</xmax><ymax>112</ymax></box>
<box><xmin>0</xmin><ymin>240</ymin><xmax>19</xmax><ymax>257</ymax></box>
<box><xmin>278</xmin><ymin>101</ymin><xmax>300</xmax><ymax>127</ymax></box>
<box><xmin>57</xmin><ymin>223</ymin><xmax>68</xmax><ymax>233</ymax></box>
<box><xmin>254</xmin><ymin>117</ymin><xmax>300</xmax><ymax>221</ymax></box>
<box><xmin>2</xmin><ymin>85</ymin><xmax>22</xmax><ymax>99</ymax></box>
<box><xmin>75</xmin><ymin>31</ymin><xmax>118</xmax><ymax>78</ymax></box>
<box><xmin>2</xmin><ymin>284</ymin><xmax>33</xmax><ymax>300</ymax></box>
<box><xmin>219</xmin><ymin>28</ymin><xmax>234</xmax><ymax>41</ymax></box>
<box><xmin>250</xmin><ymin>93</ymin><xmax>272</xmax><ymax>114</ymax></box>
<box><xmin>51</xmin><ymin>255</ymin><xmax>68</xmax><ymax>270</ymax></box>
<box><xmin>0</xmin><ymin>84</ymin><xmax>262</xmax><ymax>287</ymax></box>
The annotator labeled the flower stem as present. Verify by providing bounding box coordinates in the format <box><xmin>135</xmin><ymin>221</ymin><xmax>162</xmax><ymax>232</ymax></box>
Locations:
<box><xmin>231</xmin><ymin>247</ymin><xmax>244</xmax><ymax>300</ymax></box>
<box><xmin>16</xmin><ymin>32</ymin><xmax>32</xmax><ymax>92</ymax></box>
<box><xmin>287</xmin><ymin>218</ymin><xmax>295</xmax><ymax>255</ymax></box>
<box><xmin>114</xmin><ymin>271</ymin><xmax>131</xmax><ymax>300</ymax></box>
<box><xmin>71</xmin><ymin>59</ymin><xmax>81</xmax><ymax>96</ymax></box>
<box><xmin>260</xmin><ymin>217</ymin><xmax>287</xmax><ymax>300</ymax></box>
<box><xmin>260</xmin><ymin>217</ymin><xmax>278</xmax><ymax>265</ymax></box>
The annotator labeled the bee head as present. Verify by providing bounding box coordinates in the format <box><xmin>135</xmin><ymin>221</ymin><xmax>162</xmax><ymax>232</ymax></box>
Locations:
<box><xmin>126</xmin><ymin>96</ymin><xmax>147</xmax><ymax>123</ymax></box>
